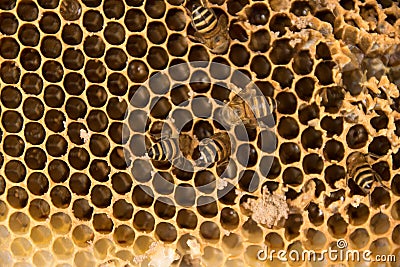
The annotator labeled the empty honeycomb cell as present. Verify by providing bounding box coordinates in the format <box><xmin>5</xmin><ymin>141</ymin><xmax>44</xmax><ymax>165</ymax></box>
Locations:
<box><xmin>48</xmin><ymin>160</ymin><xmax>69</xmax><ymax>183</ymax></box>
<box><xmin>193</xmin><ymin>120</ymin><xmax>214</xmax><ymax>141</ymax></box>
<box><xmin>327</xmin><ymin>213</ymin><xmax>348</xmax><ymax>238</ymax></box>
<box><xmin>18</xmin><ymin>24</ymin><xmax>40</xmax><ymax>47</ymax></box>
<box><xmin>229</xmin><ymin>44</ymin><xmax>250</xmax><ymax>67</ymax></box>
<box><xmin>154</xmin><ymin>197</ymin><xmax>176</xmax><ymax>219</ymax></box>
<box><xmin>102</xmin><ymin>24</ymin><xmax>124</xmax><ymax>47</ymax></box>
<box><xmin>21</xmin><ymin>73</ymin><xmax>43</xmax><ymax>95</ymax></box>
<box><xmin>272</xmin><ymin>66</ymin><xmax>294</xmax><ymax>89</ymax></box>
<box><xmin>197</xmin><ymin>197</ymin><xmax>218</xmax><ymax>218</ymax></box>
<box><xmin>290</xmin><ymin>1</ymin><xmax>314</xmax><ymax>16</ymax></box>
<box><xmin>133</xmin><ymin>210</ymin><xmax>155</xmax><ymax>232</ymax></box>
<box><xmin>220</xmin><ymin>207</ymin><xmax>239</xmax><ymax>230</ymax></box>
<box><xmin>305</xmin><ymin>229</ymin><xmax>327</xmax><ymax>250</ymax></box>
<box><xmin>247</xmin><ymin>30</ymin><xmax>270</xmax><ymax>53</ymax></box>
<box><xmin>101</xmin><ymin>0</ymin><xmax>124</xmax><ymax>19</ymax></box>
<box><xmin>257</xmin><ymin>130</ymin><xmax>277</xmax><ymax>153</ymax></box>
<box><xmin>147</xmin><ymin>47</ymin><xmax>170</xmax><ymax>70</ymax></box>
<box><xmin>127</xmin><ymin>36</ymin><xmax>148</xmax><ymax>58</ymax></box>
<box><xmin>170</xmin><ymin>110</ymin><xmax>193</xmax><ymax>132</ymax></box>
<box><xmin>270</xmin><ymin>39</ymin><xmax>295</xmax><ymax>65</ymax></box>
<box><xmin>342</xmin><ymin>69</ymin><xmax>363</xmax><ymax>96</ymax></box>
<box><xmin>7</xmin><ymin>186</ymin><xmax>28</xmax><ymax>209</ymax></box>
<box><xmin>128</xmin><ymin>60</ymin><xmax>149</xmax><ymax>83</ymax></box>
<box><xmin>279</xmin><ymin>142</ymin><xmax>301</xmax><ymax>164</ymax></box>
<box><xmin>360</xmin><ymin>4</ymin><xmax>378</xmax><ymax>24</ymax></box>
<box><xmin>93</xmin><ymin>213</ymin><xmax>114</xmax><ymax>234</ymax></box>
<box><xmin>64</xmin><ymin>76</ymin><xmax>85</xmax><ymax>98</ymax></box>
<box><xmin>72</xmin><ymin>199</ymin><xmax>93</xmax><ymax>221</ymax></box>
<box><xmin>59</xmin><ymin>0</ymin><xmax>81</xmax><ymax>21</ymax></box>
<box><xmin>0</xmin><ymin>12</ymin><xmax>18</xmax><ymax>35</ymax></box>
<box><xmin>17</xmin><ymin>1</ymin><xmax>38</xmax><ymax>21</ymax></box>
<box><xmin>284</xmin><ymin>214</ymin><xmax>303</xmax><ymax>240</ymax></box>
<box><xmin>33</xmin><ymin>250</ymin><xmax>55</xmax><ymax>267</ymax></box>
<box><xmin>104</xmin><ymin>48</ymin><xmax>127</xmax><ymax>71</ymax></box>
<box><xmin>324</xmin><ymin>164</ymin><xmax>345</xmax><ymax>188</ymax></box>
<box><xmin>107</xmin><ymin>73</ymin><xmax>128</xmax><ymax>96</ymax></box>
<box><xmin>156</xmin><ymin>222</ymin><xmax>177</xmax><ymax>242</ymax></box>
<box><xmin>264</xmin><ymin>233</ymin><xmax>285</xmax><ymax>251</ymax></box>
<box><xmin>107</xmin><ymin>98</ymin><xmax>128</xmax><ymax>120</ymax></box>
<box><xmin>72</xmin><ymin>225</ymin><xmax>94</xmax><ymax>247</ymax></box>
<box><xmin>307</xmin><ymin>203</ymin><xmax>324</xmax><ymax>226</ymax></box>
<box><xmin>89</xmin><ymin>159</ymin><xmax>110</xmax><ymax>182</ymax></box>
<box><xmin>371</xmin><ymin>161</ymin><xmax>390</xmax><ymax>183</ymax></box>
<box><xmin>114</xmin><ymin>224</ymin><xmax>135</xmax><ymax>246</ymax></box>
<box><xmin>392</xmin><ymin>174</ymin><xmax>400</xmax><ymax>196</ymax></box>
<box><xmin>111</xmin><ymin>172</ymin><xmax>132</xmax><ymax>194</ymax></box>
<box><xmin>145</xmin><ymin>0</ymin><xmax>166</xmax><ymax>18</ymax></box>
<box><xmin>0</xmin><ymin>37</ymin><xmax>20</xmax><ymax>59</ymax></box>
<box><xmin>319</xmin><ymin>86</ymin><xmax>344</xmax><ymax>113</ymax></box>
<box><xmin>42</xmin><ymin>60</ymin><xmax>64</xmax><ymax>82</ymax></box>
<box><xmin>0</xmin><ymin>61</ymin><xmax>20</xmax><ymax>84</ymax></box>
<box><xmin>125</xmin><ymin>9</ymin><xmax>146</xmax><ymax>32</ymax></box>
<box><xmin>292</xmin><ymin>51</ymin><xmax>314</xmax><ymax>75</ymax></box>
<box><xmin>238</xmin><ymin>170</ymin><xmax>260</xmax><ymax>193</ymax></box>
<box><xmin>90</xmin><ymin>185</ymin><xmax>112</xmax><ymax>208</ymax></box>
<box><xmin>245</xmin><ymin>3</ymin><xmax>269</xmax><ymax>25</ymax></box>
<box><xmin>323</xmin><ymin>139</ymin><xmax>344</xmax><ymax>162</ymax></box>
<box><xmin>113</xmin><ymin>199</ymin><xmax>133</xmax><ymax>221</ymax></box>
<box><xmin>152</xmin><ymin>171</ymin><xmax>175</xmax><ymax>195</ymax></box>
<box><xmin>226</xmin><ymin>0</ymin><xmax>248</xmax><ymax>15</ymax></box>
<box><xmin>315</xmin><ymin>61</ymin><xmax>335</xmax><ymax>85</ymax></box>
<box><xmin>200</xmin><ymin>221</ymin><xmax>220</xmax><ymax>241</ymax></box>
<box><xmin>84</xmin><ymin>60</ymin><xmax>106</xmax><ymax>83</ymax></box>
<box><xmin>169</xmin><ymin>59</ymin><xmax>191</xmax><ymax>82</ymax></box>
<box><xmin>368</xmin><ymin>136</ymin><xmax>391</xmax><ymax>156</ymax></box>
<box><xmin>69</xmin><ymin>173</ymin><xmax>91</xmax><ymax>196</ymax></box>
<box><xmin>189</xmin><ymin>46</ymin><xmax>210</xmax><ymax>65</ymax></box>
<box><xmin>62</xmin><ymin>48</ymin><xmax>84</xmax><ymax>70</ymax></box>
<box><xmin>67</xmin><ymin>123</ymin><xmax>87</xmax><ymax>146</ymax></box>
<box><xmin>283</xmin><ymin>167</ymin><xmax>303</xmax><ymax>186</ymax></box>
<box><xmin>189</xmin><ymin>71</ymin><xmax>211</xmax><ymax>94</ymax></box>
<box><xmin>50</xmin><ymin>185</ymin><xmax>71</xmax><ymax>208</ymax></box>
<box><xmin>4</xmin><ymin>160</ymin><xmax>26</xmax><ymax>183</ymax></box>
<box><xmin>370</xmin><ymin>212</ymin><xmax>390</xmax><ymax>235</ymax></box>
<box><xmin>194</xmin><ymin>170</ymin><xmax>216</xmax><ymax>194</ymax></box>
<box><xmin>132</xmin><ymin>185</ymin><xmax>154</xmax><ymax>208</ymax></box>
<box><xmin>250</xmin><ymin>55</ymin><xmax>271</xmax><ymax>79</ymax></box>
<box><xmin>175</xmin><ymin>183</ymin><xmax>196</xmax><ymax>207</ymax></box>
<box><xmin>321</xmin><ymin>116</ymin><xmax>343</xmax><ymax>137</ymax></box>
<box><xmin>9</xmin><ymin>212</ymin><xmax>30</xmax><ymax>234</ymax></box>
<box><xmin>28</xmin><ymin>199</ymin><xmax>50</xmax><ymax>221</ymax></box>
<box><xmin>2</xmin><ymin>110</ymin><xmax>22</xmax><ymax>133</ymax></box>
<box><xmin>24</xmin><ymin>147</ymin><xmax>47</xmax><ymax>170</ymax></box>
<box><xmin>315</xmin><ymin>10</ymin><xmax>335</xmax><ymax>26</ymax></box>
<box><xmin>339</xmin><ymin>0</ymin><xmax>355</xmax><ymax>10</ymax></box>
<box><xmin>39</xmin><ymin>12</ymin><xmax>61</xmax><ymax>34</ymax></box>
<box><xmin>165</xmin><ymin>9</ymin><xmax>185</xmax><ymax>32</ymax></box>
<box><xmin>3</xmin><ymin>135</ymin><xmax>24</xmax><ymax>157</ymax></box>
<box><xmin>53</xmin><ymin>237</ymin><xmax>74</xmax><ymax>259</ymax></box>
<box><xmin>11</xmin><ymin>237</ymin><xmax>33</xmax><ymax>258</ymax></box>
<box><xmin>20</xmin><ymin>49</ymin><xmax>41</xmax><ymax>71</ymax></box>
<box><xmin>229</xmin><ymin>22</ymin><xmax>248</xmax><ymax>42</ymax></box>
<box><xmin>38</xmin><ymin>0</ymin><xmax>59</xmax><ymax>8</ymax></box>
<box><xmin>167</xmin><ymin>35</ymin><xmax>189</xmax><ymax>58</ymax></box>
<box><xmin>45</xmin><ymin>134</ymin><xmax>68</xmax><ymax>157</ymax></box>
<box><xmin>146</xmin><ymin>22</ymin><xmax>168</xmax><ymax>45</ymax></box>
<box><xmin>393</xmin><ymin>225</ymin><xmax>400</xmax><ymax>245</ymax></box>
<box><xmin>83</xmin><ymin>10</ymin><xmax>103</xmax><ymax>33</ymax></box>
<box><xmin>302</xmin><ymin>153</ymin><xmax>324</xmax><ymax>175</ymax></box>
<box><xmin>346</xmin><ymin>124</ymin><xmax>368</xmax><ymax>149</ymax></box>
<box><xmin>87</xmin><ymin>111</ymin><xmax>109</xmax><ymax>133</ymax></box>
<box><xmin>269</xmin><ymin>13</ymin><xmax>292</xmax><ymax>36</ymax></box>
<box><xmin>83</xmin><ymin>35</ymin><xmax>106</xmax><ymax>58</ymax></box>
<box><xmin>22</xmin><ymin>97</ymin><xmax>44</xmax><ymax>121</ymax></box>
<box><xmin>61</xmin><ymin>23</ymin><xmax>83</xmax><ymax>45</ymax></box>
<box><xmin>371</xmin><ymin>187</ymin><xmax>391</xmax><ymax>209</ymax></box>
<box><xmin>237</xmin><ymin>144</ymin><xmax>258</xmax><ymax>168</ymax></box>
<box><xmin>347</xmin><ymin>203</ymin><xmax>370</xmax><ymax>225</ymax></box>
<box><xmin>260</xmin><ymin>156</ymin><xmax>281</xmax><ymax>178</ymax></box>
<box><xmin>30</xmin><ymin>225</ymin><xmax>52</xmax><ymax>247</ymax></box>
<box><xmin>45</xmin><ymin>110</ymin><xmax>65</xmax><ymax>133</ymax></box>
<box><xmin>369</xmin><ymin>237</ymin><xmax>391</xmax><ymax>256</ymax></box>
<box><xmin>276</xmin><ymin>92</ymin><xmax>297</xmax><ymax>114</ymax></box>
<box><xmin>277</xmin><ymin>116</ymin><xmax>300</xmax><ymax>139</ymax></box>
<box><xmin>86</xmin><ymin>85</ymin><xmax>107</xmax><ymax>108</ymax></box>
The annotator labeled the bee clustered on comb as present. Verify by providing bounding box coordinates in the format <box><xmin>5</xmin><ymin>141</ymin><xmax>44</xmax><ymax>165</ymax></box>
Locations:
<box><xmin>0</xmin><ymin>0</ymin><xmax>399</xmax><ymax>266</ymax></box>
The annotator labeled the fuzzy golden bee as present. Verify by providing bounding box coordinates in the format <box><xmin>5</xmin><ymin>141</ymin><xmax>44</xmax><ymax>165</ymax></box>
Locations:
<box><xmin>185</xmin><ymin>0</ymin><xmax>230</xmax><ymax>54</ymax></box>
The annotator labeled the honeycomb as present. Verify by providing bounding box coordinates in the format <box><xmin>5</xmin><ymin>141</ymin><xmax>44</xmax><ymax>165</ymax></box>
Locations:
<box><xmin>0</xmin><ymin>0</ymin><xmax>399</xmax><ymax>266</ymax></box>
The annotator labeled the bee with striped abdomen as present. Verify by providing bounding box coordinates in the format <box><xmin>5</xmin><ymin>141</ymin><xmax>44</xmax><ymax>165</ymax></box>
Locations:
<box><xmin>346</xmin><ymin>151</ymin><xmax>390</xmax><ymax>198</ymax></box>
<box><xmin>185</xmin><ymin>0</ymin><xmax>230</xmax><ymax>54</ymax></box>
<box><xmin>147</xmin><ymin>134</ymin><xmax>194</xmax><ymax>162</ymax></box>
<box><xmin>220</xmin><ymin>85</ymin><xmax>276</xmax><ymax>129</ymax></box>
<box><xmin>196</xmin><ymin>132</ymin><xmax>231</xmax><ymax>166</ymax></box>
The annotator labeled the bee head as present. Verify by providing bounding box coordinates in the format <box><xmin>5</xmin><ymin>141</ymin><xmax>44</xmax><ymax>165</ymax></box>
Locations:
<box><xmin>346</xmin><ymin>151</ymin><xmax>365</xmax><ymax>168</ymax></box>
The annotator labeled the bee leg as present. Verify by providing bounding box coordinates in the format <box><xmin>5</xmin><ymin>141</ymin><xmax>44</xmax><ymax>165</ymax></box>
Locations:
<box><xmin>187</xmin><ymin>33</ymin><xmax>204</xmax><ymax>44</ymax></box>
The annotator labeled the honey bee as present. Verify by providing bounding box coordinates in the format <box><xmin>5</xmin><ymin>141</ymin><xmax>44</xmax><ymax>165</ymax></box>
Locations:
<box><xmin>147</xmin><ymin>134</ymin><xmax>194</xmax><ymax>161</ymax></box>
<box><xmin>346</xmin><ymin>151</ymin><xmax>390</xmax><ymax>197</ymax></box>
<box><xmin>185</xmin><ymin>0</ymin><xmax>230</xmax><ymax>54</ymax></box>
<box><xmin>220</xmin><ymin>85</ymin><xmax>276</xmax><ymax>128</ymax></box>
<box><xmin>197</xmin><ymin>132</ymin><xmax>231</xmax><ymax>166</ymax></box>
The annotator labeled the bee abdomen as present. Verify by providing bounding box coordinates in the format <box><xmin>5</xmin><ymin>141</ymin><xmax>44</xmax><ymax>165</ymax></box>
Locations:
<box><xmin>192</xmin><ymin>6</ymin><xmax>217</xmax><ymax>33</ymax></box>
<box><xmin>148</xmin><ymin>139</ymin><xmax>179</xmax><ymax>161</ymax></box>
